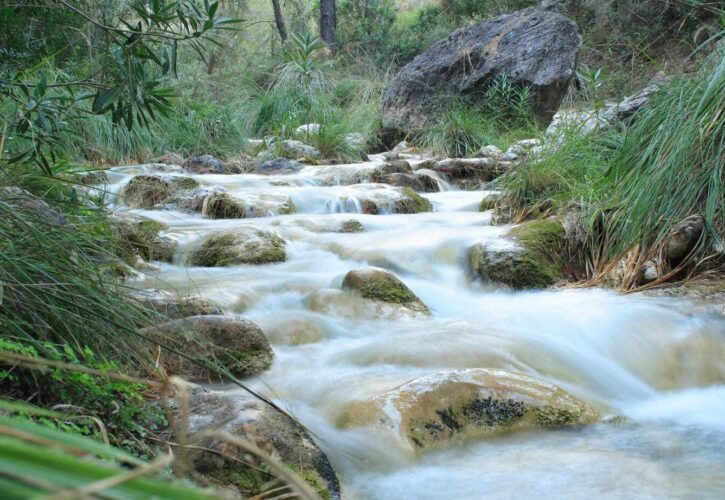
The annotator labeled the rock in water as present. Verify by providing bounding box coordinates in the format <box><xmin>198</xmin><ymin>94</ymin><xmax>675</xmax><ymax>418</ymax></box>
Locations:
<box><xmin>342</xmin><ymin>267</ymin><xmax>429</xmax><ymax>313</ymax></box>
<box><xmin>468</xmin><ymin>219</ymin><xmax>566</xmax><ymax>289</ymax></box>
<box><xmin>189</xmin><ymin>227</ymin><xmax>287</xmax><ymax>266</ymax></box>
<box><xmin>180</xmin><ymin>386</ymin><xmax>341</xmax><ymax>499</ymax></box>
<box><xmin>127</xmin><ymin>288</ymin><xmax>224</xmax><ymax>319</ymax></box>
<box><xmin>381</xmin><ymin>6</ymin><xmax>580</xmax><ymax>136</ymax></box>
<box><xmin>140</xmin><ymin>315</ymin><xmax>273</xmax><ymax>380</ymax></box>
<box><xmin>184</xmin><ymin>155</ymin><xmax>225</xmax><ymax>174</ymax></box>
<box><xmin>341</xmin><ymin>368</ymin><xmax>598</xmax><ymax>452</ymax></box>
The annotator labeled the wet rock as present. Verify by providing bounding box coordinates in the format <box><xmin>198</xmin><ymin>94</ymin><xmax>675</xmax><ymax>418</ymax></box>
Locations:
<box><xmin>189</xmin><ymin>227</ymin><xmax>286</xmax><ymax>266</ymax></box>
<box><xmin>119</xmin><ymin>175</ymin><xmax>199</xmax><ymax>209</ymax></box>
<box><xmin>140</xmin><ymin>315</ymin><xmax>272</xmax><ymax>380</ymax></box>
<box><xmin>0</xmin><ymin>187</ymin><xmax>68</xmax><ymax>226</ymax></box>
<box><xmin>256</xmin><ymin>158</ymin><xmax>305</xmax><ymax>174</ymax></box>
<box><xmin>432</xmin><ymin>158</ymin><xmax>510</xmax><ymax>189</ymax></box>
<box><xmin>281</xmin><ymin>140</ymin><xmax>321</xmax><ymax>160</ymax></box>
<box><xmin>378</xmin><ymin>160</ymin><xmax>413</xmax><ymax>175</ymax></box>
<box><xmin>127</xmin><ymin>289</ymin><xmax>224</xmax><ymax>319</ymax></box>
<box><xmin>381</xmin><ymin>6</ymin><xmax>581</xmax><ymax>136</ymax></box>
<box><xmin>479</xmin><ymin>192</ymin><xmax>502</xmax><ymax>211</ymax></box>
<box><xmin>341</xmin><ymin>368</ymin><xmax>598</xmax><ymax>452</ymax></box>
<box><xmin>468</xmin><ymin>219</ymin><xmax>566</xmax><ymax>289</ymax></box>
<box><xmin>201</xmin><ymin>192</ymin><xmax>246</xmax><ymax>219</ymax></box>
<box><xmin>180</xmin><ymin>386</ymin><xmax>341</xmax><ymax>499</ymax></box>
<box><xmin>337</xmin><ymin>219</ymin><xmax>364</xmax><ymax>233</ymax></box>
<box><xmin>372</xmin><ymin>172</ymin><xmax>439</xmax><ymax>193</ymax></box>
<box><xmin>184</xmin><ymin>155</ymin><xmax>225</xmax><ymax>174</ymax></box>
<box><xmin>200</xmin><ymin>192</ymin><xmax>295</xmax><ymax>219</ymax></box>
<box><xmin>247</xmin><ymin>138</ymin><xmax>265</xmax><ymax>149</ymax></box>
<box><xmin>666</xmin><ymin>215</ymin><xmax>704</xmax><ymax>265</ymax></box>
<box><xmin>342</xmin><ymin>267</ymin><xmax>429</xmax><ymax>314</ymax></box>
<box><xmin>394</xmin><ymin>187</ymin><xmax>433</xmax><ymax>213</ymax></box>
<box><xmin>115</xmin><ymin>218</ymin><xmax>177</xmax><ymax>263</ymax></box>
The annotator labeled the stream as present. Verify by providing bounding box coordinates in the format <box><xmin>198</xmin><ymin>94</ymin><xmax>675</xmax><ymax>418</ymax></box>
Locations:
<box><xmin>108</xmin><ymin>155</ymin><xmax>725</xmax><ymax>499</ymax></box>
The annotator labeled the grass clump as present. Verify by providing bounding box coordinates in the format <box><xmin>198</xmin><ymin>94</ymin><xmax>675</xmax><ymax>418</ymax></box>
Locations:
<box><xmin>598</xmin><ymin>47</ymin><xmax>725</xmax><ymax>265</ymax></box>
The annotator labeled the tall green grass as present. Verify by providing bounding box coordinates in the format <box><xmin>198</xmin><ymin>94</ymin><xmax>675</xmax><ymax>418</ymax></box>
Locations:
<box><xmin>598</xmin><ymin>46</ymin><xmax>724</xmax><ymax>263</ymax></box>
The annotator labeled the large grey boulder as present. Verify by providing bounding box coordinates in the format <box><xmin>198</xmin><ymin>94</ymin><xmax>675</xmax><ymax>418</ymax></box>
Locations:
<box><xmin>381</xmin><ymin>6</ymin><xmax>580</xmax><ymax>136</ymax></box>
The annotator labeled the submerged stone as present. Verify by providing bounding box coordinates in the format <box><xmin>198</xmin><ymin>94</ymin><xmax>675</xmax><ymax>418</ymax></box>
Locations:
<box><xmin>341</xmin><ymin>368</ymin><xmax>598</xmax><ymax>452</ymax></box>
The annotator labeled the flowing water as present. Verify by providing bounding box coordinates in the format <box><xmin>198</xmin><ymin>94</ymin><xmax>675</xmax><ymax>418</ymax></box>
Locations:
<box><xmin>108</xmin><ymin>156</ymin><xmax>725</xmax><ymax>499</ymax></box>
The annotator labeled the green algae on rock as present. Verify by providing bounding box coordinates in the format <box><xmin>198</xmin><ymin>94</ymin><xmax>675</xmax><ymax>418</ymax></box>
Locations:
<box><xmin>342</xmin><ymin>267</ymin><xmax>429</xmax><ymax>313</ymax></box>
<box><xmin>189</xmin><ymin>227</ymin><xmax>286</xmax><ymax>266</ymax></box>
<box><xmin>340</xmin><ymin>368</ymin><xmax>598</xmax><ymax>452</ymax></box>
<box><xmin>468</xmin><ymin>219</ymin><xmax>566</xmax><ymax>289</ymax></box>
<box><xmin>395</xmin><ymin>187</ymin><xmax>433</xmax><ymax>214</ymax></box>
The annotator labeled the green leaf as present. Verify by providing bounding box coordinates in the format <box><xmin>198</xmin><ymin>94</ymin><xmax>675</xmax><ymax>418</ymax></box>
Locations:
<box><xmin>91</xmin><ymin>87</ymin><xmax>121</xmax><ymax>114</ymax></box>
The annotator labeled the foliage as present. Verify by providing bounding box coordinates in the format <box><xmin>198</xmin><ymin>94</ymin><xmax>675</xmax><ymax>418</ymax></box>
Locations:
<box><xmin>0</xmin><ymin>402</ymin><xmax>216</xmax><ymax>498</ymax></box>
<box><xmin>598</xmin><ymin>46</ymin><xmax>725</xmax><ymax>263</ymax></box>
<box><xmin>1</xmin><ymin>0</ymin><xmax>240</xmax><ymax>170</ymax></box>
<box><xmin>273</xmin><ymin>33</ymin><xmax>332</xmax><ymax>93</ymax></box>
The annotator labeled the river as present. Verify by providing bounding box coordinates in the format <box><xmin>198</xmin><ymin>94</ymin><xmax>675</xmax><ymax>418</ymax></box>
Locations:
<box><xmin>108</xmin><ymin>155</ymin><xmax>725</xmax><ymax>499</ymax></box>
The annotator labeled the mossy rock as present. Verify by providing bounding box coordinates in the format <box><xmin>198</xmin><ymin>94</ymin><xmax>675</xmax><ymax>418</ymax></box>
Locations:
<box><xmin>394</xmin><ymin>187</ymin><xmax>432</xmax><ymax>214</ymax></box>
<box><xmin>468</xmin><ymin>219</ymin><xmax>566</xmax><ymax>289</ymax></box>
<box><xmin>201</xmin><ymin>192</ymin><xmax>246</xmax><ymax>219</ymax></box>
<box><xmin>341</xmin><ymin>368</ymin><xmax>598</xmax><ymax>452</ymax></box>
<box><xmin>479</xmin><ymin>192</ymin><xmax>501</xmax><ymax>211</ymax></box>
<box><xmin>182</xmin><ymin>387</ymin><xmax>341</xmax><ymax>499</ymax></box>
<box><xmin>120</xmin><ymin>175</ymin><xmax>199</xmax><ymax>208</ymax></box>
<box><xmin>128</xmin><ymin>289</ymin><xmax>224</xmax><ymax>320</ymax></box>
<box><xmin>189</xmin><ymin>227</ymin><xmax>286</xmax><ymax>267</ymax></box>
<box><xmin>140</xmin><ymin>315</ymin><xmax>273</xmax><ymax>380</ymax></box>
<box><xmin>342</xmin><ymin>267</ymin><xmax>429</xmax><ymax>313</ymax></box>
<box><xmin>115</xmin><ymin>218</ymin><xmax>176</xmax><ymax>263</ymax></box>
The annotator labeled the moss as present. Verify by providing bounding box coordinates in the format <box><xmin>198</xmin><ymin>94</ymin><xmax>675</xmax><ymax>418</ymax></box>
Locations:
<box><xmin>469</xmin><ymin>219</ymin><xmax>566</xmax><ymax>290</ymax></box>
<box><xmin>358</xmin><ymin>277</ymin><xmax>417</xmax><ymax>304</ymax></box>
<box><xmin>120</xmin><ymin>175</ymin><xmax>176</xmax><ymax>208</ymax></box>
<box><xmin>172</xmin><ymin>176</ymin><xmax>200</xmax><ymax>190</ymax></box>
<box><xmin>116</xmin><ymin>219</ymin><xmax>176</xmax><ymax>263</ymax></box>
<box><xmin>395</xmin><ymin>187</ymin><xmax>432</xmax><ymax>214</ymax></box>
<box><xmin>201</xmin><ymin>193</ymin><xmax>246</xmax><ymax>219</ymax></box>
<box><xmin>189</xmin><ymin>231</ymin><xmax>286</xmax><ymax>267</ymax></box>
<box><xmin>228</xmin><ymin>348</ymin><xmax>274</xmax><ymax>376</ymax></box>
<box><xmin>534</xmin><ymin>407</ymin><xmax>580</xmax><ymax>426</ymax></box>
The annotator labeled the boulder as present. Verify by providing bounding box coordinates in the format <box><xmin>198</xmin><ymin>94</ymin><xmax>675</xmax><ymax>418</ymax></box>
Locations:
<box><xmin>432</xmin><ymin>158</ymin><xmax>510</xmax><ymax>189</ymax></box>
<box><xmin>179</xmin><ymin>386</ymin><xmax>341</xmax><ymax>499</ymax></box>
<box><xmin>468</xmin><ymin>219</ymin><xmax>566</xmax><ymax>289</ymax></box>
<box><xmin>0</xmin><ymin>187</ymin><xmax>68</xmax><ymax>226</ymax></box>
<box><xmin>119</xmin><ymin>175</ymin><xmax>199</xmax><ymax>209</ymax></box>
<box><xmin>378</xmin><ymin>160</ymin><xmax>413</xmax><ymax>175</ymax></box>
<box><xmin>666</xmin><ymin>215</ymin><xmax>704</xmax><ymax>265</ymax></box>
<box><xmin>341</xmin><ymin>369</ymin><xmax>598</xmax><ymax>452</ymax></box>
<box><xmin>189</xmin><ymin>227</ymin><xmax>286</xmax><ymax>266</ymax></box>
<box><xmin>381</xmin><ymin>6</ymin><xmax>581</xmax><ymax>136</ymax></box>
<box><xmin>256</xmin><ymin>158</ymin><xmax>305</xmax><ymax>174</ymax></box>
<box><xmin>281</xmin><ymin>140</ymin><xmax>321</xmax><ymax>160</ymax></box>
<box><xmin>128</xmin><ymin>289</ymin><xmax>224</xmax><ymax>319</ymax></box>
<box><xmin>344</xmin><ymin>132</ymin><xmax>364</xmax><ymax>148</ymax></box>
<box><xmin>394</xmin><ymin>187</ymin><xmax>433</xmax><ymax>213</ymax></box>
<box><xmin>295</xmin><ymin>123</ymin><xmax>322</xmax><ymax>135</ymax></box>
<box><xmin>115</xmin><ymin>218</ymin><xmax>176</xmax><ymax>263</ymax></box>
<box><xmin>140</xmin><ymin>315</ymin><xmax>273</xmax><ymax>380</ymax></box>
<box><xmin>200</xmin><ymin>192</ymin><xmax>295</xmax><ymax>219</ymax></box>
<box><xmin>184</xmin><ymin>155</ymin><xmax>225</xmax><ymax>174</ymax></box>
<box><xmin>342</xmin><ymin>267</ymin><xmax>429</xmax><ymax>313</ymax></box>
<box><xmin>372</xmin><ymin>172</ymin><xmax>439</xmax><ymax>193</ymax></box>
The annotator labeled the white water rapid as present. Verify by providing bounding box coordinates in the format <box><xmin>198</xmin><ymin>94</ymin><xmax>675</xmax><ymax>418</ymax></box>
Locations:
<box><xmin>108</xmin><ymin>156</ymin><xmax>725</xmax><ymax>499</ymax></box>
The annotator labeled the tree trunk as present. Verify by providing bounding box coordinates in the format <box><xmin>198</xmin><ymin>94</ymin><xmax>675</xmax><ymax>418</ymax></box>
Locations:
<box><xmin>319</xmin><ymin>0</ymin><xmax>337</xmax><ymax>52</ymax></box>
<box><xmin>271</xmin><ymin>0</ymin><xmax>288</xmax><ymax>42</ymax></box>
